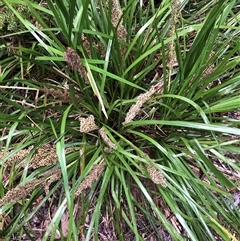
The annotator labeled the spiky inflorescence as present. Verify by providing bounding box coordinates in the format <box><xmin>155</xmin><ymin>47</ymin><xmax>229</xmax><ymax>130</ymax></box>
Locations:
<box><xmin>43</xmin><ymin>169</ymin><xmax>62</xmax><ymax>195</ymax></box>
<box><xmin>99</xmin><ymin>127</ymin><xmax>117</xmax><ymax>150</ymax></box>
<box><xmin>167</xmin><ymin>1</ymin><xmax>181</xmax><ymax>71</ymax></box>
<box><xmin>0</xmin><ymin>178</ymin><xmax>44</xmax><ymax>208</ymax></box>
<box><xmin>81</xmin><ymin>34</ymin><xmax>91</xmax><ymax>57</ymax></box>
<box><xmin>29</xmin><ymin>144</ymin><xmax>58</xmax><ymax>169</ymax></box>
<box><xmin>43</xmin><ymin>86</ymin><xmax>71</xmax><ymax>104</ymax></box>
<box><xmin>146</xmin><ymin>164</ymin><xmax>167</xmax><ymax>187</ymax></box>
<box><xmin>75</xmin><ymin>162</ymin><xmax>106</xmax><ymax>197</ymax></box>
<box><xmin>79</xmin><ymin>115</ymin><xmax>98</xmax><ymax>133</ymax></box>
<box><xmin>202</xmin><ymin>51</ymin><xmax>216</xmax><ymax>80</ymax></box>
<box><xmin>106</xmin><ymin>0</ymin><xmax>127</xmax><ymax>41</ymax></box>
<box><xmin>81</xmin><ymin>33</ymin><xmax>106</xmax><ymax>59</ymax></box>
<box><xmin>1</xmin><ymin>144</ymin><xmax>73</xmax><ymax>169</ymax></box>
<box><xmin>106</xmin><ymin>0</ymin><xmax>127</xmax><ymax>57</ymax></box>
<box><xmin>1</xmin><ymin>146</ymin><xmax>33</xmax><ymax>166</ymax></box>
<box><xmin>122</xmin><ymin>82</ymin><xmax>164</xmax><ymax>125</ymax></box>
<box><xmin>64</xmin><ymin>47</ymin><xmax>88</xmax><ymax>81</ymax></box>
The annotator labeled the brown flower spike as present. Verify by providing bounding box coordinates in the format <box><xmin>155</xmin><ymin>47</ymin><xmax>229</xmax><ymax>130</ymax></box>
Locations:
<box><xmin>106</xmin><ymin>0</ymin><xmax>127</xmax><ymax>42</ymax></box>
<box><xmin>64</xmin><ymin>47</ymin><xmax>88</xmax><ymax>81</ymax></box>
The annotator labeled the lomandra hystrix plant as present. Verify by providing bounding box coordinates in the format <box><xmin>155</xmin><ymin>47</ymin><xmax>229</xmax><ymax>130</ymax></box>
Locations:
<box><xmin>0</xmin><ymin>0</ymin><xmax>240</xmax><ymax>240</ymax></box>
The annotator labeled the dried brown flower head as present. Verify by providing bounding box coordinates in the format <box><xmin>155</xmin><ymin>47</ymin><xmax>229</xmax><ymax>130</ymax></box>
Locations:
<box><xmin>79</xmin><ymin>115</ymin><xmax>98</xmax><ymax>133</ymax></box>
<box><xmin>99</xmin><ymin>127</ymin><xmax>117</xmax><ymax>150</ymax></box>
<box><xmin>82</xmin><ymin>34</ymin><xmax>91</xmax><ymax>57</ymax></box>
<box><xmin>75</xmin><ymin>162</ymin><xmax>106</xmax><ymax>197</ymax></box>
<box><xmin>106</xmin><ymin>0</ymin><xmax>127</xmax><ymax>56</ymax></box>
<box><xmin>43</xmin><ymin>86</ymin><xmax>71</xmax><ymax>103</ymax></box>
<box><xmin>81</xmin><ymin>33</ymin><xmax>106</xmax><ymax>59</ymax></box>
<box><xmin>106</xmin><ymin>0</ymin><xmax>126</xmax><ymax>39</ymax></box>
<box><xmin>64</xmin><ymin>47</ymin><xmax>88</xmax><ymax>81</ymax></box>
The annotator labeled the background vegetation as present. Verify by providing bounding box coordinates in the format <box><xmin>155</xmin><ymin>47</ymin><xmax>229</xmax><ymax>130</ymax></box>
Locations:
<box><xmin>0</xmin><ymin>0</ymin><xmax>240</xmax><ymax>240</ymax></box>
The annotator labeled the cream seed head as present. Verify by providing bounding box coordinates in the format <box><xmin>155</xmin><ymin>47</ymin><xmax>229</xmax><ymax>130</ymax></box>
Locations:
<box><xmin>0</xmin><ymin>178</ymin><xmax>44</xmax><ymax>208</ymax></box>
<box><xmin>75</xmin><ymin>162</ymin><xmax>106</xmax><ymax>198</ymax></box>
<box><xmin>99</xmin><ymin>127</ymin><xmax>117</xmax><ymax>150</ymax></box>
<box><xmin>79</xmin><ymin>115</ymin><xmax>98</xmax><ymax>133</ymax></box>
<box><xmin>122</xmin><ymin>82</ymin><xmax>164</xmax><ymax>125</ymax></box>
<box><xmin>2</xmin><ymin>146</ymin><xmax>33</xmax><ymax>166</ymax></box>
<box><xmin>166</xmin><ymin>1</ymin><xmax>181</xmax><ymax>72</ymax></box>
<box><xmin>146</xmin><ymin>164</ymin><xmax>167</xmax><ymax>187</ymax></box>
<box><xmin>30</xmin><ymin>144</ymin><xmax>58</xmax><ymax>169</ymax></box>
<box><xmin>2</xmin><ymin>144</ymin><xmax>74</xmax><ymax>169</ymax></box>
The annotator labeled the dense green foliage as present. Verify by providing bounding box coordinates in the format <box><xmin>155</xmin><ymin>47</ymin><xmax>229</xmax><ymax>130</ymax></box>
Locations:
<box><xmin>0</xmin><ymin>0</ymin><xmax>240</xmax><ymax>240</ymax></box>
